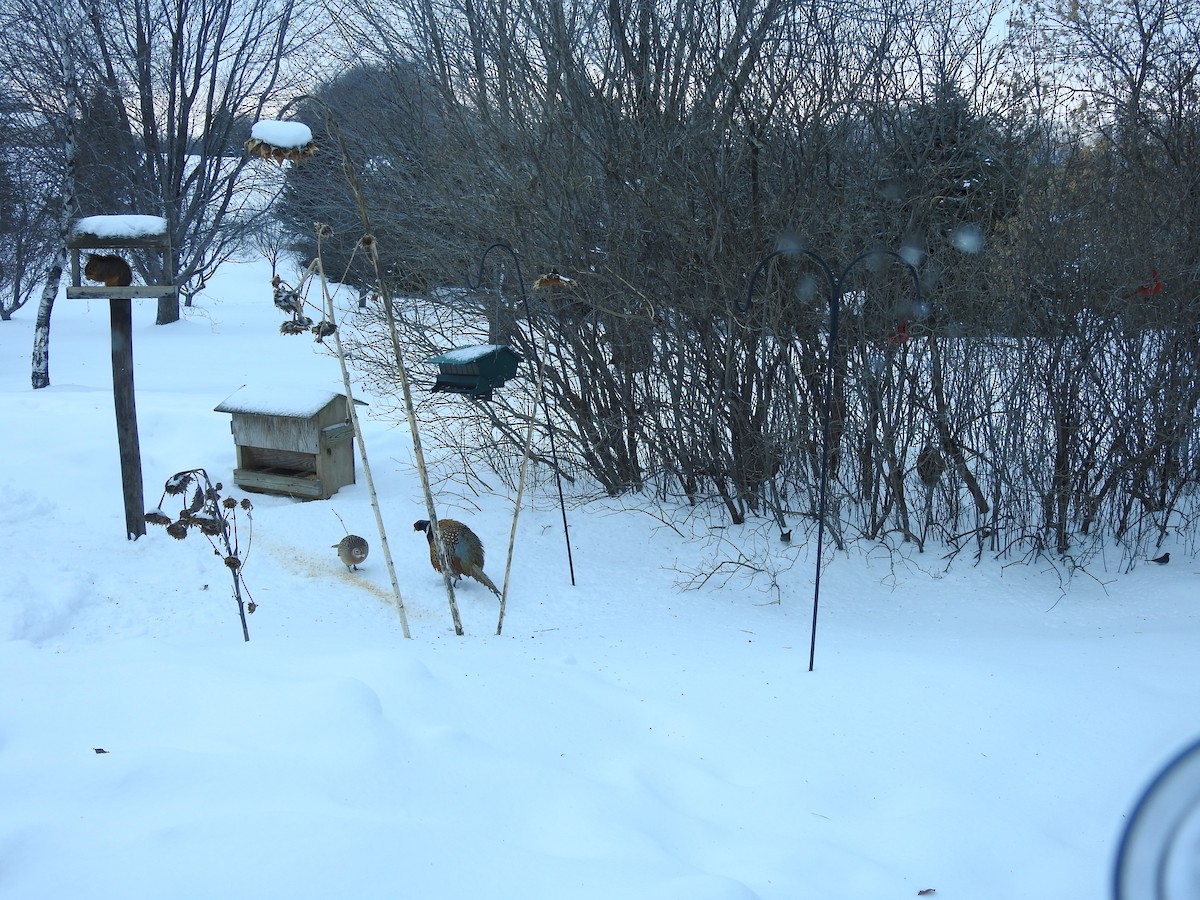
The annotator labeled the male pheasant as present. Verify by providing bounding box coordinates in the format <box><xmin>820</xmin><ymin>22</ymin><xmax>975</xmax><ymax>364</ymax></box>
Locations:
<box><xmin>413</xmin><ymin>518</ymin><xmax>501</xmax><ymax>596</ymax></box>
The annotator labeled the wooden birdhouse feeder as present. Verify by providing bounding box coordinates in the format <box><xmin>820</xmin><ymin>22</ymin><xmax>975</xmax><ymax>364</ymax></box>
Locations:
<box><xmin>66</xmin><ymin>214</ymin><xmax>177</xmax><ymax>540</ymax></box>
<box><xmin>214</xmin><ymin>387</ymin><xmax>361</xmax><ymax>500</ymax></box>
<box><xmin>427</xmin><ymin>344</ymin><xmax>524</xmax><ymax>401</ymax></box>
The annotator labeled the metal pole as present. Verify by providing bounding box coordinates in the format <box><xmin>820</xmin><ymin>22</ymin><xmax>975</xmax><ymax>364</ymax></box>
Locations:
<box><xmin>472</xmin><ymin>243</ymin><xmax>576</xmax><ymax>586</ymax></box>
<box><xmin>739</xmin><ymin>245</ymin><xmax>921</xmax><ymax>672</ymax></box>
<box><xmin>809</xmin><ymin>272</ymin><xmax>840</xmax><ymax>671</ymax></box>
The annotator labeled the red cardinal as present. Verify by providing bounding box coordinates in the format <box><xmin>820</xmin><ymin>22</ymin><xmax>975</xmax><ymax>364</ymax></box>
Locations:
<box><xmin>1130</xmin><ymin>270</ymin><xmax>1163</xmax><ymax>299</ymax></box>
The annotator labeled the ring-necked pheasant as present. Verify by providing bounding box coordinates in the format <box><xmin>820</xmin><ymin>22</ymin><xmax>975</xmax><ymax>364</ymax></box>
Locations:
<box><xmin>413</xmin><ymin>518</ymin><xmax>501</xmax><ymax>596</ymax></box>
<box><xmin>333</xmin><ymin>534</ymin><xmax>368</xmax><ymax>570</ymax></box>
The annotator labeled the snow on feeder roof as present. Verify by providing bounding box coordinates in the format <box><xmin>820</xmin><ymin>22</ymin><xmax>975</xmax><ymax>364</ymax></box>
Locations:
<box><xmin>72</xmin><ymin>215</ymin><xmax>168</xmax><ymax>241</ymax></box>
<box><xmin>429</xmin><ymin>344</ymin><xmax>513</xmax><ymax>365</ymax></box>
<box><xmin>214</xmin><ymin>385</ymin><xmax>356</xmax><ymax>419</ymax></box>
<box><xmin>246</xmin><ymin>119</ymin><xmax>317</xmax><ymax>165</ymax></box>
<box><xmin>427</xmin><ymin>344</ymin><xmax>524</xmax><ymax>401</ymax></box>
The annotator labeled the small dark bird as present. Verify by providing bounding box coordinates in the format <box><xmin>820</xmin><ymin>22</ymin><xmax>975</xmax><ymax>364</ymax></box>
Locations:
<box><xmin>413</xmin><ymin>518</ymin><xmax>501</xmax><ymax>596</ymax></box>
<box><xmin>1149</xmin><ymin>552</ymin><xmax>1170</xmax><ymax>565</ymax></box>
<box><xmin>334</xmin><ymin>534</ymin><xmax>369</xmax><ymax>570</ymax></box>
<box><xmin>780</xmin><ymin>529</ymin><xmax>792</xmax><ymax>543</ymax></box>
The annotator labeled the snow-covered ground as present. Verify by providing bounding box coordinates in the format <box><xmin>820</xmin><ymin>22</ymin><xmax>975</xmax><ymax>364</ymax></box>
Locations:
<box><xmin>1</xmin><ymin>257</ymin><xmax>1197</xmax><ymax>899</ymax></box>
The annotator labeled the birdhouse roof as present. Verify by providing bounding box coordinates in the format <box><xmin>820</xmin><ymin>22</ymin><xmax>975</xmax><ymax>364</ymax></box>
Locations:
<box><xmin>427</xmin><ymin>344</ymin><xmax>518</xmax><ymax>365</ymax></box>
<box><xmin>214</xmin><ymin>386</ymin><xmax>357</xmax><ymax>418</ymax></box>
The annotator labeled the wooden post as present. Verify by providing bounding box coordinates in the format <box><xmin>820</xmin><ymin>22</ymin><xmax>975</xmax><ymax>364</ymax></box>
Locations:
<box><xmin>66</xmin><ymin>216</ymin><xmax>175</xmax><ymax>541</ymax></box>
<box><xmin>110</xmin><ymin>298</ymin><xmax>146</xmax><ymax>540</ymax></box>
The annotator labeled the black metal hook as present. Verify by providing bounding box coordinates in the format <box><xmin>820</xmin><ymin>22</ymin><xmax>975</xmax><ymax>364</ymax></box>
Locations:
<box><xmin>737</xmin><ymin>243</ymin><xmax>922</xmax><ymax>673</ymax></box>
<box><xmin>468</xmin><ymin>242</ymin><xmax>577</xmax><ymax>587</ymax></box>
<box><xmin>736</xmin><ymin>246</ymin><xmax>919</xmax><ymax>317</ymax></box>
<box><xmin>468</xmin><ymin>242</ymin><xmax>530</xmax><ymax>308</ymax></box>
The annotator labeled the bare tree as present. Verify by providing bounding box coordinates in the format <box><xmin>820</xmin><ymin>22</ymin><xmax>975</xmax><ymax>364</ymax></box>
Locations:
<box><xmin>25</xmin><ymin>0</ymin><xmax>83</xmax><ymax>390</ymax></box>
<box><xmin>0</xmin><ymin>95</ymin><xmax>60</xmax><ymax>322</ymax></box>
<box><xmin>270</xmin><ymin>0</ymin><xmax>1200</xmax><ymax>567</ymax></box>
<box><xmin>78</xmin><ymin>0</ymin><xmax>318</xmax><ymax>322</ymax></box>
<box><xmin>3</xmin><ymin>0</ymin><xmax>318</xmax><ymax>333</ymax></box>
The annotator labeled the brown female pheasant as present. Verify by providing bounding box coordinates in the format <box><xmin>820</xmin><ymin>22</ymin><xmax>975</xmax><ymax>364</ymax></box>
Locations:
<box><xmin>333</xmin><ymin>534</ymin><xmax>368</xmax><ymax>570</ymax></box>
<box><xmin>413</xmin><ymin>518</ymin><xmax>501</xmax><ymax>596</ymax></box>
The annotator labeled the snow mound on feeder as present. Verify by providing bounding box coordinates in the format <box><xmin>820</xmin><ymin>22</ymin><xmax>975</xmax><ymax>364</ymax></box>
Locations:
<box><xmin>214</xmin><ymin>385</ymin><xmax>352</xmax><ymax>419</ymax></box>
<box><xmin>73</xmin><ymin>215</ymin><xmax>168</xmax><ymax>240</ymax></box>
<box><xmin>431</xmin><ymin>344</ymin><xmax>511</xmax><ymax>365</ymax></box>
<box><xmin>250</xmin><ymin>120</ymin><xmax>314</xmax><ymax>150</ymax></box>
<box><xmin>246</xmin><ymin>120</ymin><xmax>317</xmax><ymax>165</ymax></box>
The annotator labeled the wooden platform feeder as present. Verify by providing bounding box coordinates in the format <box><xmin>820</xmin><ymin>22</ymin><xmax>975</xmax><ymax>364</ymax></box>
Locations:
<box><xmin>66</xmin><ymin>215</ymin><xmax>178</xmax><ymax>540</ymax></box>
<box><xmin>214</xmin><ymin>387</ymin><xmax>361</xmax><ymax>500</ymax></box>
<box><xmin>66</xmin><ymin>214</ymin><xmax>177</xmax><ymax>301</ymax></box>
<box><xmin>427</xmin><ymin>344</ymin><xmax>524</xmax><ymax>401</ymax></box>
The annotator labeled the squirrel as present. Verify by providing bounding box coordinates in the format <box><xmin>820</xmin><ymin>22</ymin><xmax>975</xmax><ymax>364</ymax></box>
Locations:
<box><xmin>84</xmin><ymin>254</ymin><xmax>133</xmax><ymax>287</ymax></box>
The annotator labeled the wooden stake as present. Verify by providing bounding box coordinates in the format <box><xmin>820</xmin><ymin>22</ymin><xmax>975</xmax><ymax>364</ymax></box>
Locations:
<box><xmin>109</xmin><ymin>298</ymin><xmax>146</xmax><ymax>539</ymax></box>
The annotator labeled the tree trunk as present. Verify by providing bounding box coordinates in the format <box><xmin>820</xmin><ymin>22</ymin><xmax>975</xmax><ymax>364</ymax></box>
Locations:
<box><xmin>928</xmin><ymin>335</ymin><xmax>989</xmax><ymax>515</ymax></box>
<box><xmin>155</xmin><ymin>244</ymin><xmax>180</xmax><ymax>324</ymax></box>
<box><xmin>156</xmin><ymin>292</ymin><xmax>180</xmax><ymax>325</ymax></box>
<box><xmin>33</xmin><ymin>0</ymin><xmax>79</xmax><ymax>390</ymax></box>
<box><xmin>30</xmin><ymin>251</ymin><xmax>64</xmax><ymax>390</ymax></box>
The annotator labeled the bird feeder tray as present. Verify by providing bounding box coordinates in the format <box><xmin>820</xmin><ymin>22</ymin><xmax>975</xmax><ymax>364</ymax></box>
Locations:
<box><xmin>427</xmin><ymin>344</ymin><xmax>524</xmax><ymax>401</ymax></box>
<box><xmin>214</xmin><ymin>387</ymin><xmax>362</xmax><ymax>500</ymax></box>
<box><xmin>65</xmin><ymin>215</ymin><xmax>177</xmax><ymax>300</ymax></box>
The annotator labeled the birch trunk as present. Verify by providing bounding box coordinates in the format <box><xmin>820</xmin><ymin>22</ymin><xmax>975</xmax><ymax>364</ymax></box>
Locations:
<box><xmin>32</xmin><ymin>0</ymin><xmax>80</xmax><ymax>390</ymax></box>
<box><xmin>30</xmin><ymin>248</ymin><xmax>65</xmax><ymax>390</ymax></box>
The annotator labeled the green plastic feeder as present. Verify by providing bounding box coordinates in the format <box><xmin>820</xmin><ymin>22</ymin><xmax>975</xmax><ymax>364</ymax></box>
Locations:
<box><xmin>427</xmin><ymin>344</ymin><xmax>524</xmax><ymax>400</ymax></box>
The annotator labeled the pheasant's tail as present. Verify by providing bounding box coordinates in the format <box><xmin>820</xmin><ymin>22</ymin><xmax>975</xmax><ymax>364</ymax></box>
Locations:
<box><xmin>469</xmin><ymin>567</ymin><xmax>502</xmax><ymax>597</ymax></box>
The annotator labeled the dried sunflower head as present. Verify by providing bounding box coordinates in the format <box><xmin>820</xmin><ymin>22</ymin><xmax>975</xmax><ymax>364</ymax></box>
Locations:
<box><xmin>224</xmin><ymin>555</ymin><xmax>241</xmax><ymax>570</ymax></box>
<box><xmin>144</xmin><ymin>510</ymin><xmax>172</xmax><ymax>527</ymax></box>
<box><xmin>167</xmin><ymin>522</ymin><xmax>189</xmax><ymax>540</ymax></box>
<box><xmin>164</xmin><ymin>472</ymin><xmax>193</xmax><ymax>495</ymax></box>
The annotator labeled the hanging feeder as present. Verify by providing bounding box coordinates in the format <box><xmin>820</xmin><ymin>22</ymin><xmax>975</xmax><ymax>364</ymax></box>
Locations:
<box><xmin>427</xmin><ymin>344</ymin><xmax>524</xmax><ymax>401</ymax></box>
<box><xmin>244</xmin><ymin>120</ymin><xmax>317</xmax><ymax>165</ymax></box>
